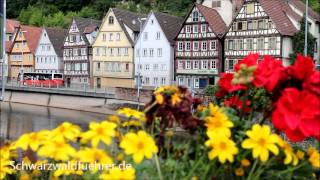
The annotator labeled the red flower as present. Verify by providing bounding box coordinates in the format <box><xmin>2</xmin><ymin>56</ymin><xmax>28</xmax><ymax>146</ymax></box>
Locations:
<box><xmin>303</xmin><ymin>71</ymin><xmax>320</xmax><ymax>96</ymax></box>
<box><xmin>218</xmin><ymin>73</ymin><xmax>247</xmax><ymax>94</ymax></box>
<box><xmin>272</xmin><ymin>88</ymin><xmax>320</xmax><ymax>142</ymax></box>
<box><xmin>234</xmin><ymin>53</ymin><xmax>259</xmax><ymax>71</ymax></box>
<box><xmin>253</xmin><ymin>56</ymin><xmax>287</xmax><ymax>92</ymax></box>
<box><xmin>287</xmin><ymin>54</ymin><xmax>315</xmax><ymax>81</ymax></box>
<box><xmin>224</xmin><ymin>96</ymin><xmax>251</xmax><ymax>112</ymax></box>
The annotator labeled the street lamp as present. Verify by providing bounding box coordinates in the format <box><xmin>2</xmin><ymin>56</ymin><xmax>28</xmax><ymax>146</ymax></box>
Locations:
<box><xmin>304</xmin><ymin>0</ymin><xmax>308</xmax><ymax>56</ymax></box>
<box><xmin>136</xmin><ymin>17</ymin><xmax>146</xmax><ymax>110</ymax></box>
<box><xmin>0</xmin><ymin>0</ymin><xmax>6</xmax><ymax>101</ymax></box>
<box><xmin>19</xmin><ymin>30</ymin><xmax>27</xmax><ymax>84</ymax></box>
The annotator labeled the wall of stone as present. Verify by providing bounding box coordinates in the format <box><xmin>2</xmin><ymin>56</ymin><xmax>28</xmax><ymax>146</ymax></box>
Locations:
<box><xmin>115</xmin><ymin>87</ymin><xmax>154</xmax><ymax>103</ymax></box>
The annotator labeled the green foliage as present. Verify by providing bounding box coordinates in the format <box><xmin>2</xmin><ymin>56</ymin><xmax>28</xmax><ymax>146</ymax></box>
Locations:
<box><xmin>289</xmin><ymin>15</ymin><xmax>316</xmax><ymax>64</ymax></box>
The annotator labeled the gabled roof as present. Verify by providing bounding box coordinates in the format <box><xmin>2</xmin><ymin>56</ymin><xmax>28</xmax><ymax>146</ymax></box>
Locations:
<box><xmin>153</xmin><ymin>12</ymin><xmax>184</xmax><ymax>45</ymax></box>
<box><xmin>20</xmin><ymin>25</ymin><xmax>42</xmax><ymax>53</ymax></box>
<box><xmin>45</xmin><ymin>27</ymin><xmax>68</xmax><ymax>57</ymax></box>
<box><xmin>290</xmin><ymin>0</ymin><xmax>320</xmax><ymax>22</ymax></box>
<box><xmin>6</xmin><ymin>19</ymin><xmax>20</xmax><ymax>34</ymax></box>
<box><xmin>196</xmin><ymin>4</ymin><xmax>228</xmax><ymax>38</ymax></box>
<box><xmin>112</xmin><ymin>8</ymin><xmax>147</xmax><ymax>32</ymax></box>
<box><xmin>72</xmin><ymin>17</ymin><xmax>101</xmax><ymax>44</ymax></box>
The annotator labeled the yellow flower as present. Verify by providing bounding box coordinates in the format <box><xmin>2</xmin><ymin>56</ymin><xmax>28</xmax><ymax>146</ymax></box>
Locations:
<box><xmin>120</xmin><ymin>131</ymin><xmax>158</xmax><ymax>164</ymax></box>
<box><xmin>277</xmin><ymin>139</ymin><xmax>298</xmax><ymax>166</ymax></box>
<box><xmin>77</xmin><ymin>148</ymin><xmax>113</xmax><ymax>164</ymax></box>
<box><xmin>117</xmin><ymin>108</ymin><xmax>146</xmax><ymax>122</ymax></box>
<box><xmin>81</xmin><ymin>121</ymin><xmax>117</xmax><ymax>147</ymax></box>
<box><xmin>100</xmin><ymin>167</ymin><xmax>135</xmax><ymax>180</ymax></box>
<box><xmin>205</xmin><ymin>104</ymin><xmax>233</xmax><ymax>138</ymax></box>
<box><xmin>0</xmin><ymin>157</ymin><xmax>14</xmax><ymax>179</ymax></box>
<box><xmin>108</xmin><ymin>115</ymin><xmax>120</xmax><ymax>123</ymax></box>
<box><xmin>37</xmin><ymin>139</ymin><xmax>76</xmax><ymax>161</ymax></box>
<box><xmin>296</xmin><ymin>150</ymin><xmax>305</xmax><ymax>160</ymax></box>
<box><xmin>122</xmin><ymin>120</ymin><xmax>142</xmax><ymax>127</ymax></box>
<box><xmin>0</xmin><ymin>143</ymin><xmax>16</xmax><ymax>159</ymax></box>
<box><xmin>235</xmin><ymin>167</ymin><xmax>244</xmax><ymax>176</ymax></box>
<box><xmin>19</xmin><ymin>173</ymin><xmax>31</xmax><ymax>180</ymax></box>
<box><xmin>205</xmin><ymin>134</ymin><xmax>238</xmax><ymax>163</ymax></box>
<box><xmin>117</xmin><ymin>153</ymin><xmax>124</xmax><ymax>162</ymax></box>
<box><xmin>50</xmin><ymin>122</ymin><xmax>81</xmax><ymax>141</ymax></box>
<box><xmin>241</xmin><ymin>159</ymin><xmax>251</xmax><ymax>167</ymax></box>
<box><xmin>171</xmin><ymin>93</ymin><xmax>181</xmax><ymax>105</ymax></box>
<box><xmin>308</xmin><ymin>148</ymin><xmax>320</xmax><ymax>168</ymax></box>
<box><xmin>242</xmin><ymin>124</ymin><xmax>280</xmax><ymax>162</ymax></box>
<box><xmin>53</xmin><ymin>161</ymin><xmax>83</xmax><ymax>177</ymax></box>
<box><xmin>155</xmin><ymin>94</ymin><xmax>164</xmax><ymax>104</ymax></box>
<box><xmin>15</xmin><ymin>130</ymin><xmax>49</xmax><ymax>151</ymax></box>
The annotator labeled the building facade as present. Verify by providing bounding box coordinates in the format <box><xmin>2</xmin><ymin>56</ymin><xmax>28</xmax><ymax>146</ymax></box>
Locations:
<box><xmin>92</xmin><ymin>8</ymin><xmax>146</xmax><ymax>88</ymax></box>
<box><xmin>35</xmin><ymin>28</ymin><xmax>67</xmax><ymax>73</ymax></box>
<box><xmin>8</xmin><ymin>25</ymin><xmax>42</xmax><ymax>79</ymax></box>
<box><xmin>175</xmin><ymin>4</ymin><xmax>227</xmax><ymax>90</ymax></box>
<box><xmin>63</xmin><ymin>17</ymin><xmax>100</xmax><ymax>87</ymax></box>
<box><xmin>134</xmin><ymin>12</ymin><xmax>183</xmax><ymax>88</ymax></box>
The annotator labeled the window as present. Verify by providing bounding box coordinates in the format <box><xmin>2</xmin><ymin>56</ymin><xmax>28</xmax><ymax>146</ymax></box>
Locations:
<box><xmin>202</xmin><ymin>60</ymin><xmax>208</xmax><ymax>69</ymax></box>
<box><xmin>248</xmin><ymin>21</ymin><xmax>253</xmax><ymax>30</ymax></box>
<box><xmin>109</xmin><ymin>33</ymin><xmax>113</xmax><ymax>41</ymax></box>
<box><xmin>193</xmin><ymin>25</ymin><xmax>198</xmax><ymax>33</ymax></box>
<box><xmin>143</xmin><ymin>32</ymin><xmax>148</xmax><ymax>41</ymax></box>
<box><xmin>161</xmin><ymin>64</ymin><xmax>166</xmax><ymax>71</ymax></box>
<box><xmin>125</xmin><ymin>63</ymin><xmax>129</xmax><ymax>72</ymax></box>
<box><xmin>194</xmin><ymin>61</ymin><xmax>199</xmax><ymax>69</ymax></box>
<box><xmin>178</xmin><ymin>61</ymin><xmax>183</xmax><ymax>69</ymax></box>
<box><xmin>96</xmin><ymin>48</ymin><xmax>100</xmax><ymax>56</ymax></box>
<box><xmin>192</xmin><ymin>11</ymin><xmax>199</xmax><ymax>22</ymax></box>
<box><xmin>178</xmin><ymin>77</ymin><xmax>184</xmax><ymax>85</ymax></box>
<box><xmin>268</xmin><ymin>20</ymin><xmax>273</xmax><ymax>29</ymax></box>
<box><xmin>194</xmin><ymin>42</ymin><xmax>199</xmax><ymax>51</ymax></box>
<box><xmin>212</xmin><ymin>0</ymin><xmax>221</xmax><ymax>8</ymax></box>
<box><xmin>246</xmin><ymin>3</ymin><xmax>255</xmax><ymax>14</ymax></box>
<box><xmin>124</xmin><ymin>48</ymin><xmax>129</xmax><ymax>56</ymax></box>
<box><xmin>186</xmin><ymin>42</ymin><xmax>191</xmax><ymax>51</ymax></box>
<box><xmin>145</xmin><ymin>64</ymin><xmax>150</xmax><ymax>71</ymax></box>
<box><xmin>74</xmin><ymin>48</ymin><xmax>78</xmax><ymax>56</ymax></box>
<box><xmin>238</xmin><ymin>22</ymin><xmax>243</xmax><ymax>30</ymax></box>
<box><xmin>149</xmin><ymin>49</ymin><xmax>154</xmax><ymax>57</ymax></box>
<box><xmin>201</xmin><ymin>24</ymin><xmax>206</xmax><ymax>33</ymax></box>
<box><xmin>154</xmin><ymin>77</ymin><xmax>158</xmax><ymax>85</ymax></box>
<box><xmin>117</xmin><ymin>48</ymin><xmax>121</xmax><ymax>56</ymax></box>
<box><xmin>210</xmin><ymin>41</ymin><xmax>216</xmax><ymax>50</ymax></box>
<box><xmin>202</xmin><ymin>41</ymin><xmax>207</xmax><ymax>51</ymax></box>
<box><xmin>81</xmin><ymin>48</ymin><xmax>86</xmax><ymax>55</ymax></box>
<box><xmin>187</xmin><ymin>78</ymin><xmax>192</xmax><ymax>87</ymax></box>
<box><xmin>156</xmin><ymin>32</ymin><xmax>161</xmax><ymax>40</ymax></box>
<box><xmin>102</xmin><ymin>33</ymin><xmax>107</xmax><ymax>41</ymax></box>
<box><xmin>41</xmin><ymin>45</ymin><xmax>45</xmax><ymax>51</ymax></box>
<box><xmin>143</xmin><ymin>48</ymin><xmax>148</xmax><ymax>57</ymax></box>
<box><xmin>102</xmin><ymin>47</ymin><xmax>107</xmax><ymax>56</ymax></box>
<box><xmin>228</xmin><ymin>40</ymin><xmax>234</xmax><ymax>50</ymax></box>
<box><xmin>178</xmin><ymin>42</ymin><xmax>183</xmax><ymax>51</ymax></box>
<box><xmin>161</xmin><ymin>77</ymin><xmax>166</xmax><ymax>85</ymax></box>
<box><xmin>246</xmin><ymin>39</ymin><xmax>254</xmax><ymax>50</ymax></box>
<box><xmin>116</xmin><ymin>33</ymin><xmax>120</xmax><ymax>41</ymax></box>
<box><xmin>232</xmin><ymin>22</ymin><xmax>237</xmax><ymax>31</ymax></box>
<box><xmin>109</xmin><ymin>16</ymin><xmax>114</xmax><ymax>24</ymax></box>
<box><xmin>186</xmin><ymin>26</ymin><xmax>191</xmax><ymax>33</ymax></box>
<box><xmin>238</xmin><ymin>39</ymin><xmax>244</xmax><ymax>50</ymax></box>
<box><xmin>157</xmin><ymin>48</ymin><xmax>162</xmax><ymax>57</ymax></box>
<box><xmin>257</xmin><ymin>38</ymin><xmax>264</xmax><ymax>50</ymax></box>
<box><xmin>258</xmin><ymin>20</ymin><xmax>265</xmax><ymax>29</ymax></box>
<box><xmin>97</xmin><ymin>62</ymin><xmax>101</xmax><ymax>70</ymax></box>
<box><xmin>227</xmin><ymin>59</ymin><xmax>236</xmax><ymax>70</ymax></box>
<box><xmin>136</xmin><ymin>49</ymin><xmax>140</xmax><ymax>57</ymax></box>
<box><xmin>268</xmin><ymin>37</ymin><xmax>276</xmax><ymax>49</ymax></box>
<box><xmin>110</xmin><ymin>48</ymin><xmax>114</xmax><ymax>56</ymax></box>
<box><xmin>145</xmin><ymin>77</ymin><xmax>150</xmax><ymax>85</ymax></box>
<box><xmin>210</xmin><ymin>60</ymin><xmax>217</xmax><ymax>69</ymax></box>
<box><xmin>186</xmin><ymin>61</ymin><xmax>191</xmax><ymax>69</ymax></box>
<box><xmin>194</xmin><ymin>78</ymin><xmax>199</xmax><ymax>89</ymax></box>
<box><xmin>47</xmin><ymin>45</ymin><xmax>51</xmax><ymax>51</ymax></box>
<box><xmin>153</xmin><ymin>64</ymin><xmax>158</xmax><ymax>71</ymax></box>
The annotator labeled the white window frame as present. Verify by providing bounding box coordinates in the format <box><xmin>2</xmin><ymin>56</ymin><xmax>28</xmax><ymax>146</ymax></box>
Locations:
<box><xmin>178</xmin><ymin>61</ymin><xmax>183</xmax><ymax>69</ymax></box>
<box><xmin>186</xmin><ymin>61</ymin><xmax>191</xmax><ymax>69</ymax></box>
<box><xmin>210</xmin><ymin>41</ymin><xmax>216</xmax><ymax>50</ymax></box>
<box><xmin>178</xmin><ymin>42</ymin><xmax>183</xmax><ymax>51</ymax></box>
<box><xmin>202</xmin><ymin>41</ymin><xmax>207</xmax><ymax>51</ymax></box>
<box><xmin>194</xmin><ymin>78</ymin><xmax>199</xmax><ymax>89</ymax></box>
<box><xmin>193</xmin><ymin>41</ymin><xmax>199</xmax><ymax>51</ymax></box>
<box><xmin>193</xmin><ymin>25</ymin><xmax>198</xmax><ymax>33</ymax></box>
<box><xmin>193</xmin><ymin>61</ymin><xmax>199</xmax><ymax>69</ymax></box>
<box><xmin>202</xmin><ymin>60</ymin><xmax>208</xmax><ymax>69</ymax></box>
<box><xmin>186</xmin><ymin>42</ymin><xmax>191</xmax><ymax>51</ymax></box>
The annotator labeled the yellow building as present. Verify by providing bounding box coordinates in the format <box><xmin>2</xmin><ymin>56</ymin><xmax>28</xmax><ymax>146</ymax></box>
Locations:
<box><xmin>92</xmin><ymin>8</ymin><xmax>146</xmax><ymax>88</ymax></box>
<box><xmin>9</xmin><ymin>25</ymin><xmax>42</xmax><ymax>79</ymax></box>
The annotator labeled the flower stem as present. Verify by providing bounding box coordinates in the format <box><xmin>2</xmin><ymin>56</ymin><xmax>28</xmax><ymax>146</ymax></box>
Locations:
<box><xmin>186</xmin><ymin>155</ymin><xmax>204</xmax><ymax>179</ymax></box>
<box><xmin>247</xmin><ymin>159</ymin><xmax>258</xmax><ymax>180</ymax></box>
<box><xmin>154</xmin><ymin>154</ymin><xmax>163</xmax><ymax>180</ymax></box>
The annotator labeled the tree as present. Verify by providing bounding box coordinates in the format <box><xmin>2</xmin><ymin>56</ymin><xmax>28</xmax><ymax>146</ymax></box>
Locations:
<box><xmin>289</xmin><ymin>15</ymin><xmax>316</xmax><ymax>64</ymax></box>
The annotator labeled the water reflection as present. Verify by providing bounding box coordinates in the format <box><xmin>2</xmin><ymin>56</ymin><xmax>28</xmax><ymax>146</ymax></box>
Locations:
<box><xmin>0</xmin><ymin>102</ymin><xmax>108</xmax><ymax>140</ymax></box>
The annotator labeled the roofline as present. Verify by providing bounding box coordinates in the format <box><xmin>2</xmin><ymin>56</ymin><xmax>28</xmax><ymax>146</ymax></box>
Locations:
<box><xmin>174</xmin><ymin>3</ymin><xmax>197</xmax><ymax>41</ymax></box>
<box><xmin>92</xmin><ymin>8</ymin><xmax>113</xmax><ymax>46</ymax></box>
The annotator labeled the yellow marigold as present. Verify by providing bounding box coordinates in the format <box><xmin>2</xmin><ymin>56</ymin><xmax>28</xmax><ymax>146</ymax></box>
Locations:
<box><xmin>99</xmin><ymin>167</ymin><xmax>135</xmax><ymax>180</ymax></box>
<box><xmin>0</xmin><ymin>143</ymin><xmax>16</xmax><ymax>159</ymax></box>
<box><xmin>50</xmin><ymin>122</ymin><xmax>81</xmax><ymax>141</ymax></box>
<box><xmin>37</xmin><ymin>139</ymin><xmax>76</xmax><ymax>161</ymax></box>
<box><xmin>242</xmin><ymin>124</ymin><xmax>279</xmax><ymax>162</ymax></box>
<box><xmin>120</xmin><ymin>131</ymin><xmax>158</xmax><ymax>164</ymax></box>
<box><xmin>296</xmin><ymin>150</ymin><xmax>305</xmax><ymax>160</ymax></box>
<box><xmin>205</xmin><ymin>134</ymin><xmax>238</xmax><ymax>163</ymax></box>
<box><xmin>53</xmin><ymin>160</ymin><xmax>83</xmax><ymax>177</ymax></box>
<box><xmin>15</xmin><ymin>130</ymin><xmax>49</xmax><ymax>151</ymax></box>
<box><xmin>241</xmin><ymin>158</ymin><xmax>251</xmax><ymax>167</ymax></box>
<box><xmin>235</xmin><ymin>167</ymin><xmax>244</xmax><ymax>177</ymax></box>
<box><xmin>277</xmin><ymin>139</ymin><xmax>299</xmax><ymax>166</ymax></box>
<box><xmin>0</xmin><ymin>157</ymin><xmax>14</xmax><ymax>180</ymax></box>
<box><xmin>308</xmin><ymin>148</ymin><xmax>320</xmax><ymax>168</ymax></box>
<box><xmin>171</xmin><ymin>93</ymin><xmax>182</xmax><ymax>105</ymax></box>
<box><xmin>81</xmin><ymin>121</ymin><xmax>117</xmax><ymax>147</ymax></box>
<box><xmin>205</xmin><ymin>104</ymin><xmax>233</xmax><ymax>138</ymax></box>
<box><xmin>122</xmin><ymin>120</ymin><xmax>142</xmax><ymax>127</ymax></box>
<box><xmin>117</xmin><ymin>108</ymin><xmax>146</xmax><ymax>122</ymax></box>
<box><xmin>108</xmin><ymin>115</ymin><xmax>120</xmax><ymax>123</ymax></box>
<box><xmin>77</xmin><ymin>148</ymin><xmax>113</xmax><ymax>165</ymax></box>
<box><xmin>155</xmin><ymin>94</ymin><xmax>164</xmax><ymax>104</ymax></box>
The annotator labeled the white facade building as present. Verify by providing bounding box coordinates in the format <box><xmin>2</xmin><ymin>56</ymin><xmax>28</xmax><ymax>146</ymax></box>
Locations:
<box><xmin>35</xmin><ymin>28</ymin><xmax>66</xmax><ymax>73</ymax></box>
<box><xmin>134</xmin><ymin>12</ymin><xmax>182</xmax><ymax>88</ymax></box>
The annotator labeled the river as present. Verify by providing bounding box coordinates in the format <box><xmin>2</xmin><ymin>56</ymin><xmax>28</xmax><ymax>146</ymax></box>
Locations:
<box><xmin>0</xmin><ymin>102</ymin><xmax>109</xmax><ymax>141</ymax></box>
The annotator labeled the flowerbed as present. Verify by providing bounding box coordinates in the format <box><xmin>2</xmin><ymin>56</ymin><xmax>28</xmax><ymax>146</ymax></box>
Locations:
<box><xmin>1</xmin><ymin>54</ymin><xmax>319</xmax><ymax>180</ymax></box>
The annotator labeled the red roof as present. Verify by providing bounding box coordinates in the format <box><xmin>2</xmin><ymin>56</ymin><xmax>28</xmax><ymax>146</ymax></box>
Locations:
<box><xmin>290</xmin><ymin>0</ymin><xmax>320</xmax><ymax>22</ymax></box>
<box><xmin>6</xmin><ymin>19</ymin><xmax>20</xmax><ymax>34</ymax></box>
<box><xmin>196</xmin><ymin>3</ymin><xmax>227</xmax><ymax>38</ymax></box>
<box><xmin>20</xmin><ymin>25</ymin><xmax>42</xmax><ymax>54</ymax></box>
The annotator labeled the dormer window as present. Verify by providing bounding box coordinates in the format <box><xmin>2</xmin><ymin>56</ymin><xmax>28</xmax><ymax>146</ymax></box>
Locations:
<box><xmin>109</xmin><ymin>16</ymin><xmax>114</xmax><ymax>24</ymax></box>
<box><xmin>192</xmin><ymin>11</ymin><xmax>199</xmax><ymax>22</ymax></box>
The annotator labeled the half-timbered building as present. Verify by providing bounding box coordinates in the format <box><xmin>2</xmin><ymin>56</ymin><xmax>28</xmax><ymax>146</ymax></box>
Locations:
<box><xmin>175</xmin><ymin>3</ymin><xmax>227</xmax><ymax>90</ymax></box>
<box><xmin>63</xmin><ymin>17</ymin><xmax>101</xmax><ymax>87</ymax></box>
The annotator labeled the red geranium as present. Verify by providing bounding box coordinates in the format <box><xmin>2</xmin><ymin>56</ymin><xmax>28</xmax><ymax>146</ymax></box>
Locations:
<box><xmin>287</xmin><ymin>54</ymin><xmax>315</xmax><ymax>81</ymax></box>
<box><xmin>272</xmin><ymin>88</ymin><xmax>320</xmax><ymax>142</ymax></box>
<box><xmin>217</xmin><ymin>73</ymin><xmax>247</xmax><ymax>95</ymax></box>
<box><xmin>303</xmin><ymin>71</ymin><xmax>320</xmax><ymax>96</ymax></box>
<box><xmin>234</xmin><ymin>53</ymin><xmax>259</xmax><ymax>71</ymax></box>
<box><xmin>253</xmin><ymin>56</ymin><xmax>287</xmax><ymax>92</ymax></box>
<box><xmin>224</xmin><ymin>96</ymin><xmax>251</xmax><ymax>112</ymax></box>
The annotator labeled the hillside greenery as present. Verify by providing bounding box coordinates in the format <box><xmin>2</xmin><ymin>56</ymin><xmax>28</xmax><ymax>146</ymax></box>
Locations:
<box><xmin>7</xmin><ymin>0</ymin><xmax>320</xmax><ymax>29</ymax></box>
